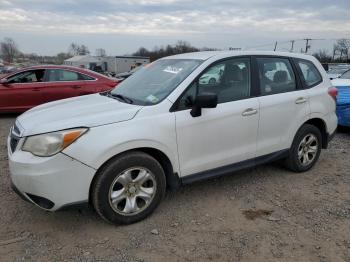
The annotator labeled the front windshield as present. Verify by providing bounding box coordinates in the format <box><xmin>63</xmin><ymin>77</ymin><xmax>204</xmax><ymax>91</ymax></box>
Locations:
<box><xmin>110</xmin><ymin>59</ymin><xmax>202</xmax><ymax>105</ymax></box>
<box><xmin>340</xmin><ymin>70</ymin><xmax>350</xmax><ymax>79</ymax></box>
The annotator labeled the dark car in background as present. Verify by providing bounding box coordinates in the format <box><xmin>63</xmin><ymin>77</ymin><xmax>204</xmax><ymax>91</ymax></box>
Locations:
<box><xmin>0</xmin><ymin>65</ymin><xmax>119</xmax><ymax>113</ymax></box>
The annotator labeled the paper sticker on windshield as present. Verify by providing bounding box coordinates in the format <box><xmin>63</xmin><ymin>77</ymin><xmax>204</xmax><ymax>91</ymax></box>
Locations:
<box><xmin>163</xmin><ymin>66</ymin><xmax>183</xmax><ymax>74</ymax></box>
<box><xmin>146</xmin><ymin>95</ymin><xmax>159</xmax><ymax>103</ymax></box>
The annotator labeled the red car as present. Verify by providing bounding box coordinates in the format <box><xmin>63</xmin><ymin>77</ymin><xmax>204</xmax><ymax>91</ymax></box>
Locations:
<box><xmin>0</xmin><ymin>65</ymin><xmax>119</xmax><ymax>113</ymax></box>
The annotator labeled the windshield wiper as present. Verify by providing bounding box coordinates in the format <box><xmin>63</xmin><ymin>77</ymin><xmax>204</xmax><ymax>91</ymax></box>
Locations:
<box><xmin>106</xmin><ymin>92</ymin><xmax>134</xmax><ymax>104</ymax></box>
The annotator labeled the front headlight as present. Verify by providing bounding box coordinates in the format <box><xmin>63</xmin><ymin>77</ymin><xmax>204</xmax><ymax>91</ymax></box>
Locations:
<box><xmin>22</xmin><ymin>128</ymin><xmax>88</xmax><ymax>157</ymax></box>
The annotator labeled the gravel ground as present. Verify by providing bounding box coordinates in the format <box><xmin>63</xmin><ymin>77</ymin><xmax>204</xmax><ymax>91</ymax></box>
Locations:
<box><xmin>0</xmin><ymin>115</ymin><xmax>349</xmax><ymax>262</ymax></box>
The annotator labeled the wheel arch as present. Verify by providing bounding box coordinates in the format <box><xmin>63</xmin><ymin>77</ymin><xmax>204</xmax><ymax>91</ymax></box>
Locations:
<box><xmin>89</xmin><ymin>147</ymin><xmax>181</xmax><ymax>205</ymax></box>
<box><xmin>302</xmin><ymin>118</ymin><xmax>328</xmax><ymax>149</ymax></box>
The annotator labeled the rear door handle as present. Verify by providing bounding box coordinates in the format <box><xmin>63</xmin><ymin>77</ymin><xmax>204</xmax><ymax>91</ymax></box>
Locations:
<box><xmin>242</xmin><ymin>108</ymin><xmax>258</xmax><ymax>116</ymax></box>
<box><xmin>71</xmin><ymin>85</ymin><xmax>81</xmax><ymax>89</ymax></box>
<box><xmin>295</xmin><ymin>97</ymin><xmax>307</xmax><ymax>104</ymax></box>
<box><xmin>32</xmin><ymin>88</ymin><xmax>40</xmax><ymax>91</ymax></box>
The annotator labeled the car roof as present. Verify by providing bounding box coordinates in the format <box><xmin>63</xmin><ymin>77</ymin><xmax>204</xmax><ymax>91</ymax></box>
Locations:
<box><xmin>6</xmin><ymin>65</ymin><xmax>110</xmax><ymax>79</ymax></box>
<box><xmin>163</xmin><ymin>51</ymin><xmax>315</xmax><ymax>61</ymax></box>
<box><xmin>20</xmin><ymin>65</ymin><xmax>90</xmax><ymax>72</ymax></box>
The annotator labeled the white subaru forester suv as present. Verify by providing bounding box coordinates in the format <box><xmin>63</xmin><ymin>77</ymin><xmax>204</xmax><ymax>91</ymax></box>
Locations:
<box><xmin>8</xmin><ymin>51</ymin><xmax>337</xmax><ymax>224</ymax></box>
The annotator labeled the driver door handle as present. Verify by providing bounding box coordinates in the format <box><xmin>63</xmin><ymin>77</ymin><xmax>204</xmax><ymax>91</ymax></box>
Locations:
<box><xmin>242</xmin><ymin>108</ymin><xmax>258</xmax><ymax>116</ymax></box>
<box><xmin>71</xmin><ymin>85</ymin><xmax>81</xmax><ymax>89</ymax></box>
<box><xmin>295</xmin><ymin>97</ymin><xmax>307</xmax><ymax>104</ymax></box>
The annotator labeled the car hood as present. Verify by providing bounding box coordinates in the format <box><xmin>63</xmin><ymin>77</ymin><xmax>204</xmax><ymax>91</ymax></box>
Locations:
<box><xmin>328</xmin><ymin>73</ymin><xmax>341</xmax><ymax>79</ymax></box>
<box><xmin>116</xmin><ymin>72</ymin><xmax>132</xmax><ymax>77</ymax></box>
<box><xmin>17</xmin><ymin>93</ymin><xmax>143</xmax><ymax>136</ymax></box>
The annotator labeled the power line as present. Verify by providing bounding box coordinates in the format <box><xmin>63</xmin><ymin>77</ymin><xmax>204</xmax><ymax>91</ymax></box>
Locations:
<box><xmin>244</xmin><ymin>38</ymin><xmax>350</xmax><ymax>52</ymax></box>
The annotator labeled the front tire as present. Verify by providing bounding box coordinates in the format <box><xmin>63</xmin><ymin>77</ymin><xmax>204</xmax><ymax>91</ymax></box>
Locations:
<box><xmin>285</xmin><ymin>124</ymin><xmax>322</xmax><ymax>172</ymax></box>
<box><xmin>92</xmin><ymin>151</ymin><xmax>166</xmax><ymax>225</ymax></box>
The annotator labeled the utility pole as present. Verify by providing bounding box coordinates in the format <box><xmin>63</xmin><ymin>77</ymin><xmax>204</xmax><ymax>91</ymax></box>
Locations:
<box><xmin>304</xmin><ymin>38</ymin><xmax>311</xmax><ymax>53</ymax></box>
<box><xmin>274</xmin><ymin>41</ymin><xmax>278</xmax><ymax>51</ymax></box>
<box><xmin>290</xmin><ymin>40</ymin><xmax>295</xmax><ymax>52</ymax></box>
<box><xmin>303</xmin><ymin>38</ymin><xmax>324</xmax><ymax>53</ymax></box>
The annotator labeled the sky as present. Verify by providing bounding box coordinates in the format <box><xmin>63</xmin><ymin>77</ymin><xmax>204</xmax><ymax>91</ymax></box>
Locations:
<box><xmin>1</xmin><ymin>0</ymin><xmax>350</xmax><ymax>56</ymax></box>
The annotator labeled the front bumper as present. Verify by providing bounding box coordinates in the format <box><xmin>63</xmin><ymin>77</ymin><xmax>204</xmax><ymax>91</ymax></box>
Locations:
<box><xmin>8</xmin><ymin>139</ymin><xmax>96</xmax><ymax>211</ymax></box>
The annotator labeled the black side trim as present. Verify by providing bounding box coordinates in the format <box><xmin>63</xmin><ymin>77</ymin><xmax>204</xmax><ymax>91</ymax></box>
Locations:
<box><xmin>57</xmin><ymin>201</ymin><xmax>89</xmax><ymax>211</ymax></box>
<box><xmin>167</xmin><ymin>172</ymin><xmax>181</xmax><ymax>191</ymax></box>
<box><xmin>181</xmin><ymin>149</ymin><xmax>289</xmax><ymax>185</ymax></box>
<box><xmin>323</xmin><ymin>130</ymin><xmax>336</xmax><ymax>149</ymax></box>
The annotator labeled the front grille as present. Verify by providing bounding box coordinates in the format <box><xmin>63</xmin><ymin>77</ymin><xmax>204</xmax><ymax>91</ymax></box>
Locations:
<box><xmin>13</xmin><ymin>123</ymin><xmax>20</xmax><ymax>135</ymax></box>
<box><xmin>10</xmin><ymin>135</ymin><xmax>20</xmax><ymax>153</ymax></box>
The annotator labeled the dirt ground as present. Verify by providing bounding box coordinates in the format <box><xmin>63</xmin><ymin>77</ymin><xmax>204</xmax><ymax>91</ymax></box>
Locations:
<box><xmin>0</xmin><ymin>115</ymin><xmax>349</xmax><ymax>262</ymax></box>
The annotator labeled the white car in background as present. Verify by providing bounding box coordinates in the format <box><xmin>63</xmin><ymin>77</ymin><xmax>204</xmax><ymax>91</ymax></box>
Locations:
<box><xmin>199</xmin><ymin>64</ymin><xmax>224</xmax><ymax>84</ymax></box>
<box><xmin>8</xmin><ymin>51</ymin><xmax>337</xmax><ymax>224</ymax></box>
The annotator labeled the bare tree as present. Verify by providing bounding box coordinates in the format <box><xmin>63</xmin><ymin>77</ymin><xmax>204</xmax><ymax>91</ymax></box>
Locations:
<box><xmin>56</xmin><ymin>52</ymin><xmax>71</xmax><ymax>64</ymax></box>
<box><xmin>79</xmin><ymin>45</ymin><xmax>90</xmax><ymax>55</ymax></box>
<box><xmin>68</xmin><ymin>43</ymin><xmax>79</xmax><ymax>56</ymax></box>
<box><xmin>133</xmin><ymin>41</ymin><xmax>199</xmax><ymax>61</ymax></box>
<box><xmin>313</xmin><ymin>49</ymin><xmax>332</xmax><ymax>63</ymax></box>
<box><xmin>95</xmin><ymin>48</ymin><xmax>106</xmax><ymax>57</ymax></box>
<box><xmin>0</xmin><ymin>37</ymin><xmax>19</xmax><ymax>63</ymax></box>
<box><xmin>68</xmin><ymin>43</ymin><xmax>90</xmax><ymax>56</ymax></box>
<box><xmin>336</xmin><ymin>39</ymin><xmax>350</xmax><ymax>60</ymax></box>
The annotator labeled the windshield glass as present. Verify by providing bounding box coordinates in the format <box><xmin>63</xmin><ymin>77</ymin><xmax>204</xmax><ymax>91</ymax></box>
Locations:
<box><xmin>340</xmin><ymin>70</ymin><xmax>350</xmax><ymax>79</ymax></box>
<box><xmin>110</xmin><ymin>59</ymin><xmax>202</xmax><ymax>105</ymax></box>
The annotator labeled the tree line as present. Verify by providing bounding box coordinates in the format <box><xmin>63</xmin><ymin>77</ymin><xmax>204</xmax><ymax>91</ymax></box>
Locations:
<box><xmin>1</xmin><ymin>37</ymin><xmax>350</xmax><ymax>65</ymax></box>
<box><xmin>312</xmin><ymin>39</ymin><xmax>350</xmax><ymax>63</ymax></box>
<box><xmin>132</xmin><ymin>40</ymin><xmax>218</xmax><ymax>61</ymax></box>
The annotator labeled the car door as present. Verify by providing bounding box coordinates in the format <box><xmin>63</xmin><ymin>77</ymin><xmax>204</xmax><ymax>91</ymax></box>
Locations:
<box><xmin>42</xmin><ymin>69</ymin><xmax>87</xmax><ymax>102</ymax></box>
<box><xmin>254</xmin><ymin>56</ymin><xmax>310</xmax><ymax>157</ymax></box>
<box><xmin>0</xmin><ymin>69</ymin><xmax>46</xmax><ymax>111</ymax></box>
<box><xmin>174</xmin><ymin>57</ymin><xmax>260</xmax><ymax>177</ymax></box>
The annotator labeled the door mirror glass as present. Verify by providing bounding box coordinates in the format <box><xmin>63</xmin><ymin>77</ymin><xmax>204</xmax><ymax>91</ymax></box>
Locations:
<box><xmin>190</xmin><ymin>92</ymin><xmax>218</xmax><ymax>117</ymax></box>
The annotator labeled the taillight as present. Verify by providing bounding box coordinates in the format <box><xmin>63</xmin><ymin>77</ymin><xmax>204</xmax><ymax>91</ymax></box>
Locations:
<box><xmin>328</xmin><ymin>87</ymin><xmax>338</xmax><ymax>102</ymax></box>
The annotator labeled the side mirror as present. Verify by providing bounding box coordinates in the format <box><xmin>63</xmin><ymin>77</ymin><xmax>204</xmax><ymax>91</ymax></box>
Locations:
<box><xmin>190</xmin><ymin>92</ymin><xmax>218</xmax><ymax>117</ymax></box>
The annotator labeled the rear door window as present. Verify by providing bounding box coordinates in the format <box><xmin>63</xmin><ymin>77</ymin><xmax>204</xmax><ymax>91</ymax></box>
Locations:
<box><xmin>295</xmin><ymin>59</ymin><xmax>322</xmax><ymax>87</ymax></box>
<box><xmin>256</xmin><ymin>57</ymin><xmax>296</xmax><ymax>95</ymax></box>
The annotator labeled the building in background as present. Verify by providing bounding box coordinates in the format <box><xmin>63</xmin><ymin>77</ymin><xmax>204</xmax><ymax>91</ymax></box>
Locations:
<box><xmin>64</xmin><ymin>55</ymin><xmax>149</xmax><ymax>75</ymax></box>
<box><xmin>64</xmin><ymin>55</ymin><xmax>106</xmax><ymax>71</ymax></box>
<box><xmin>104</xmin><ymin>56</ymin><xmax>150</xmax><ymax>75</ymax></box>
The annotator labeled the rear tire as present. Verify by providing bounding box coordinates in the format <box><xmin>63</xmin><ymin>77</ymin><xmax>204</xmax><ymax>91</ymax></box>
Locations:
<box><xmin>92</xmin><ymin>151</ymin><xmax>166</xmax><ymax>225</ymax></box>
<box><xmin>285</xmin><ymin>124</ymin><xmax>322</xmax><ymax>172</ymax></box>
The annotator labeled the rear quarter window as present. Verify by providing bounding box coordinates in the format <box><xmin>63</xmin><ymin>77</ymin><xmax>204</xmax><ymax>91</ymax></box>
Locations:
<box><xmin>295</xmin><ymin>59</ymin><xmax>322</xmax><ymax>88</ymax></box>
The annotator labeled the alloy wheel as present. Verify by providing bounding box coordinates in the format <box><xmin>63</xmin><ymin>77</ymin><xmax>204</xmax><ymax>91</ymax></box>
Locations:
<box><xmin>108</xmin><ymin>167</ymin><xmax>157</xmax><ymax>215</ymax></box>
<box><xmin>297</xmin><ymin>133</ymin><xmax>318</xmax><ymax>166</ymax></box>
